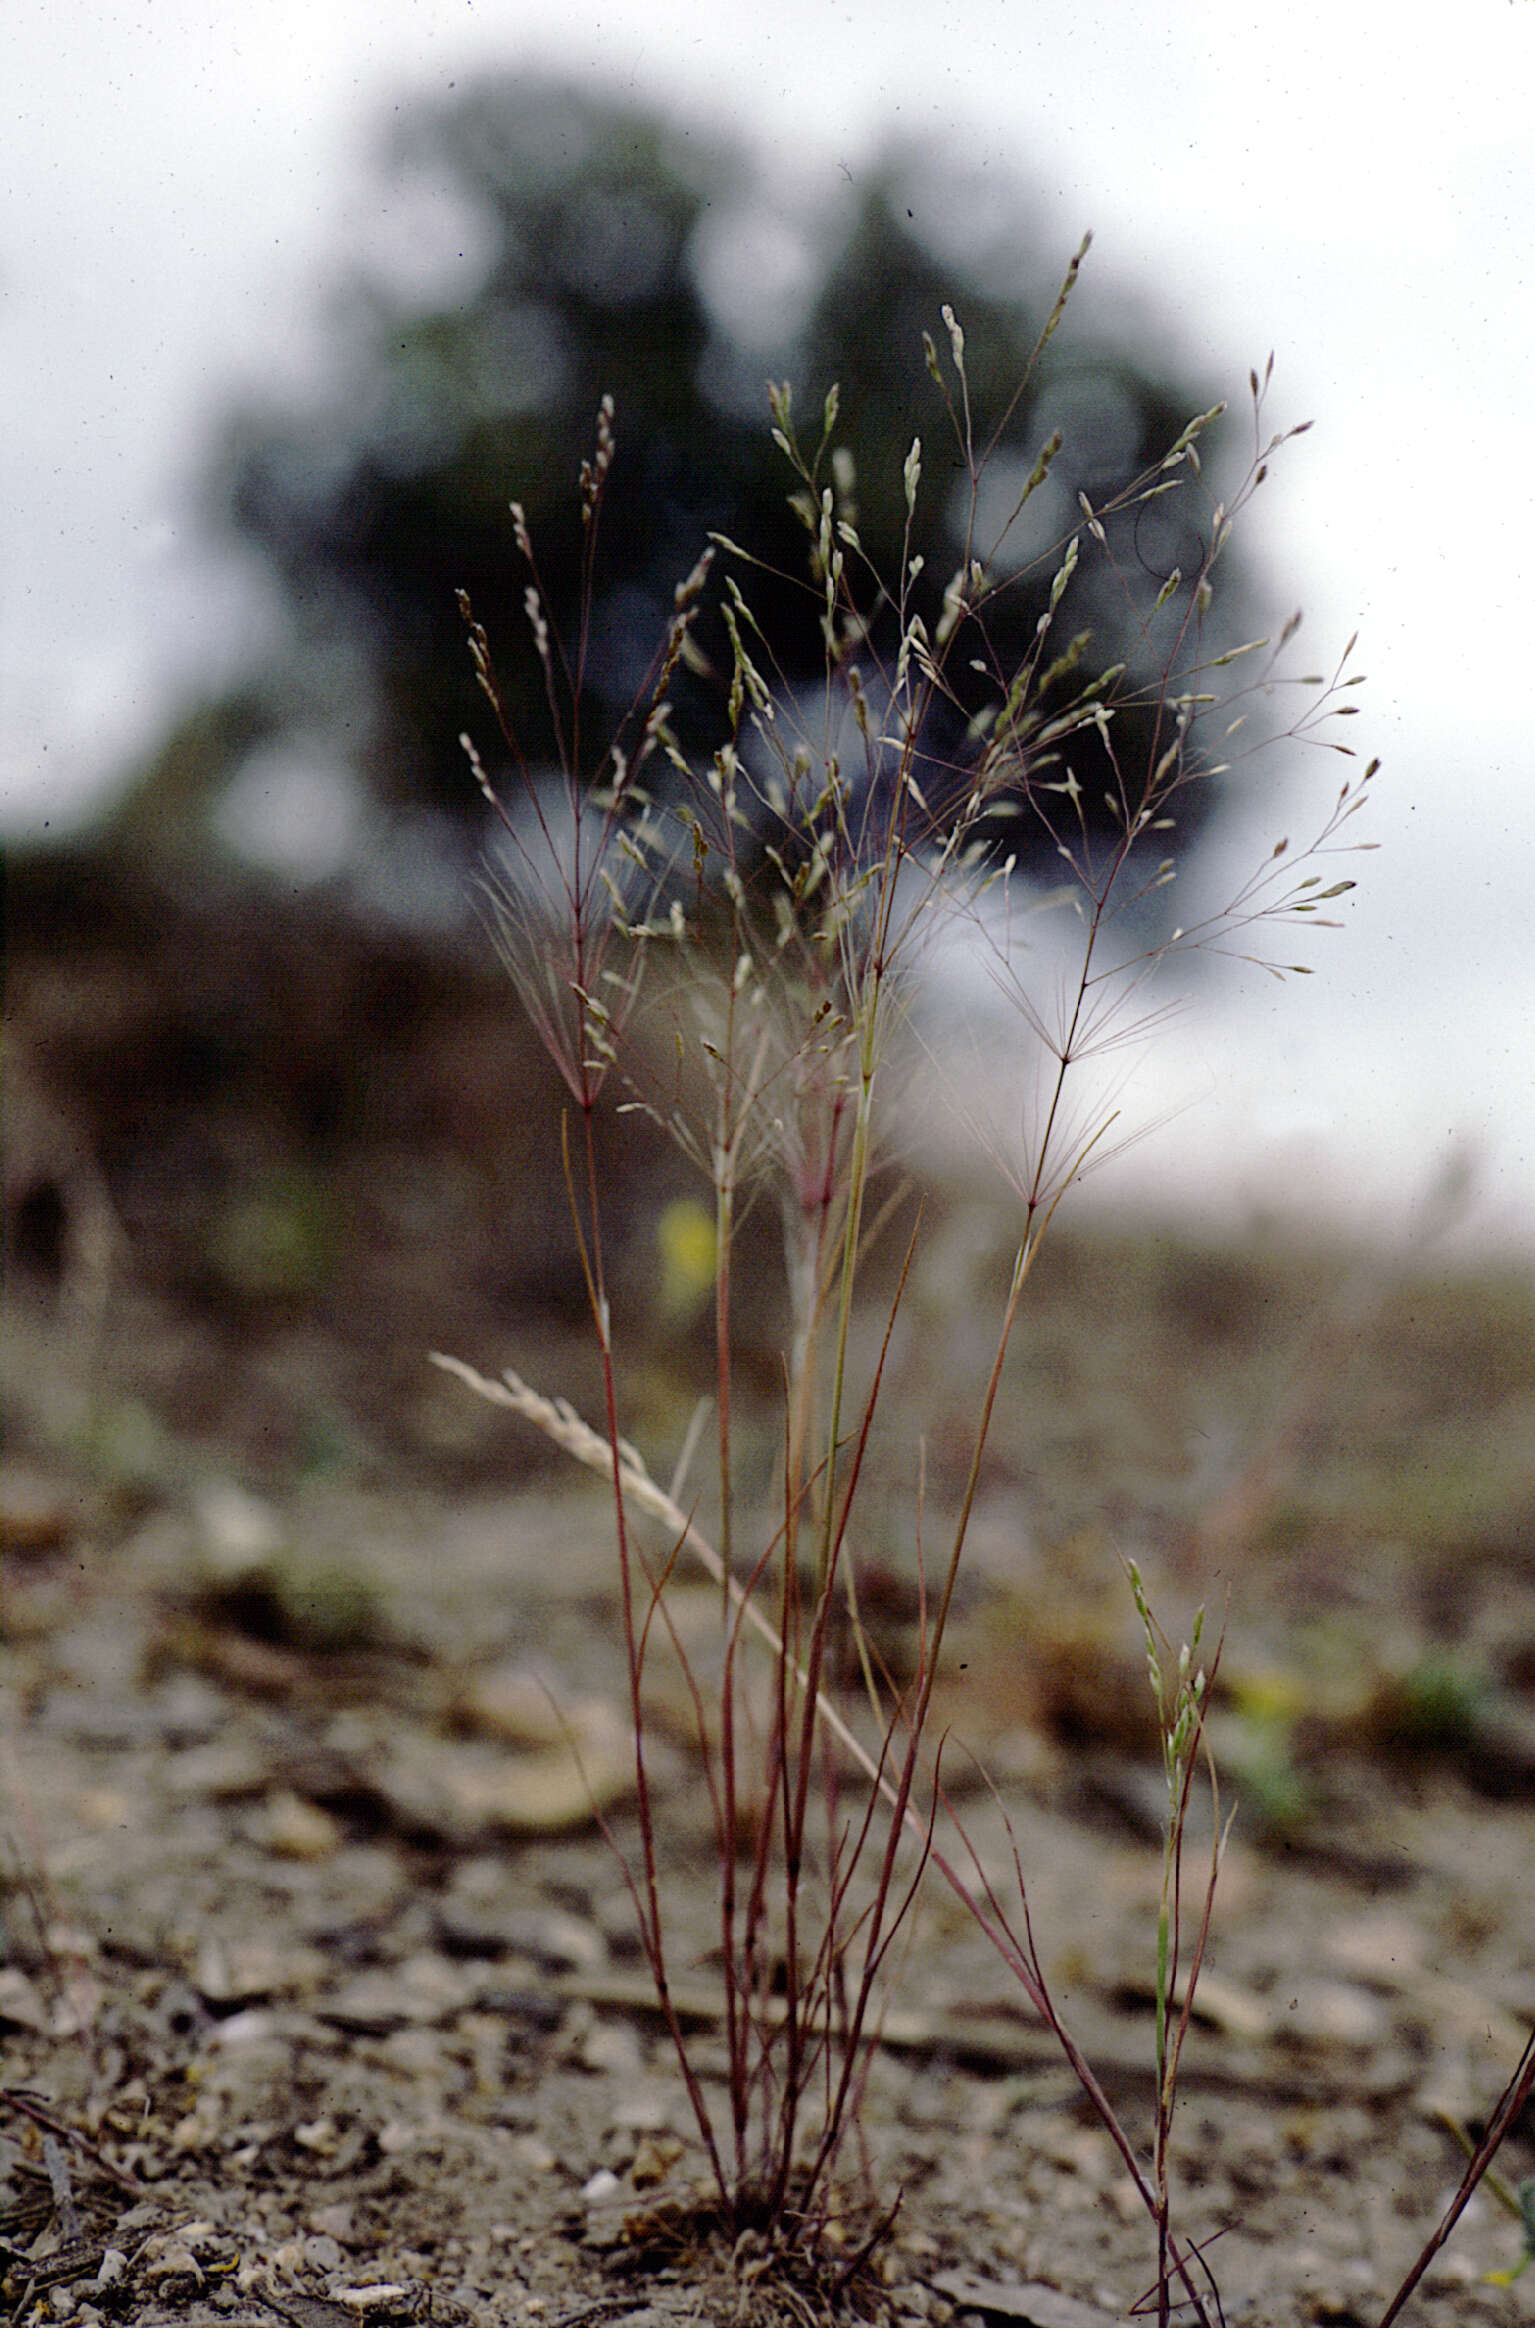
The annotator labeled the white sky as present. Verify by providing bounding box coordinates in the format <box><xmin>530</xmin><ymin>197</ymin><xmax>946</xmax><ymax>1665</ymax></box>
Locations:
<box><xmin>5</xmin><ymin>0</ymin><xmax>1534</xmax><ymax>1252</ymax></box>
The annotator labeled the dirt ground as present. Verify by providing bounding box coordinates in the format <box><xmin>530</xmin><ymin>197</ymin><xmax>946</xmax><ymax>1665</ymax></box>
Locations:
<box><xmin>3</xmin><ymin>851</ymin><xmax>1534</xmax><ymax>2328</ymax></box>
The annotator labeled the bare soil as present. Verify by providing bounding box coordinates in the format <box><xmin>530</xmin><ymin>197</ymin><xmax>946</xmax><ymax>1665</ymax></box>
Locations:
<box><xmin>4</xmin><ymin>851</ymin><xmax>1534</xmax><ymax>2328</ymax></box>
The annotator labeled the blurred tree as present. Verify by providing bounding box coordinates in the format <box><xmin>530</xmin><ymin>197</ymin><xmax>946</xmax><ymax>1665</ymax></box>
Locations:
<box><xmin>110</xmin><ymin>74</ymin><xmax>1248</xmax><ymax>899</ymax></box>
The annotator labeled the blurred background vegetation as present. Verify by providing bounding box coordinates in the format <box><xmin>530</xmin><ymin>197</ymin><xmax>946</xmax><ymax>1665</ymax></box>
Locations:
<box><xmin>8</xmin><ymin>69</ymin><xmax>1268</xmax><ymax>1454</ymax></box>
<box><xmin>97</xmin><ymin>73</ymin><xmax>1249</xmax><ymax>898</ymax></box>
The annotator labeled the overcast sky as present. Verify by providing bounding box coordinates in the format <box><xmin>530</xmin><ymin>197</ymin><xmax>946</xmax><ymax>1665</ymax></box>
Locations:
<box><xmin>6</xmin><ymin>0</ymin><xmax>1534</xmax><ymax>1251</ymax></box>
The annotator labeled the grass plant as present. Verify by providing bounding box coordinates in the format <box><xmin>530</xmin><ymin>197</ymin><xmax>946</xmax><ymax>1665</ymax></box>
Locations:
<box><xmin>431</xmin><ymin>241</ymin><xmax>1530</xmax><ymax>2315</ymax></box>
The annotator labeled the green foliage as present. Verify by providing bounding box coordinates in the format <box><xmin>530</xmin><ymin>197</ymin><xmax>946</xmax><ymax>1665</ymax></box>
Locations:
<box><xmin>1376</xmin><ymin>1650</ymin><xmax>1496</xmax><ymax>1752</ymax></box>
<box><xmin>1497</xmin><ymin>2177</ymin><xmax>1535</xmax><ymax>2283</ymax></box>
<box><xmin>207</xmin><ymin>1161</ymin><xmax>337</xmax><ymax>1302</ymax></box>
